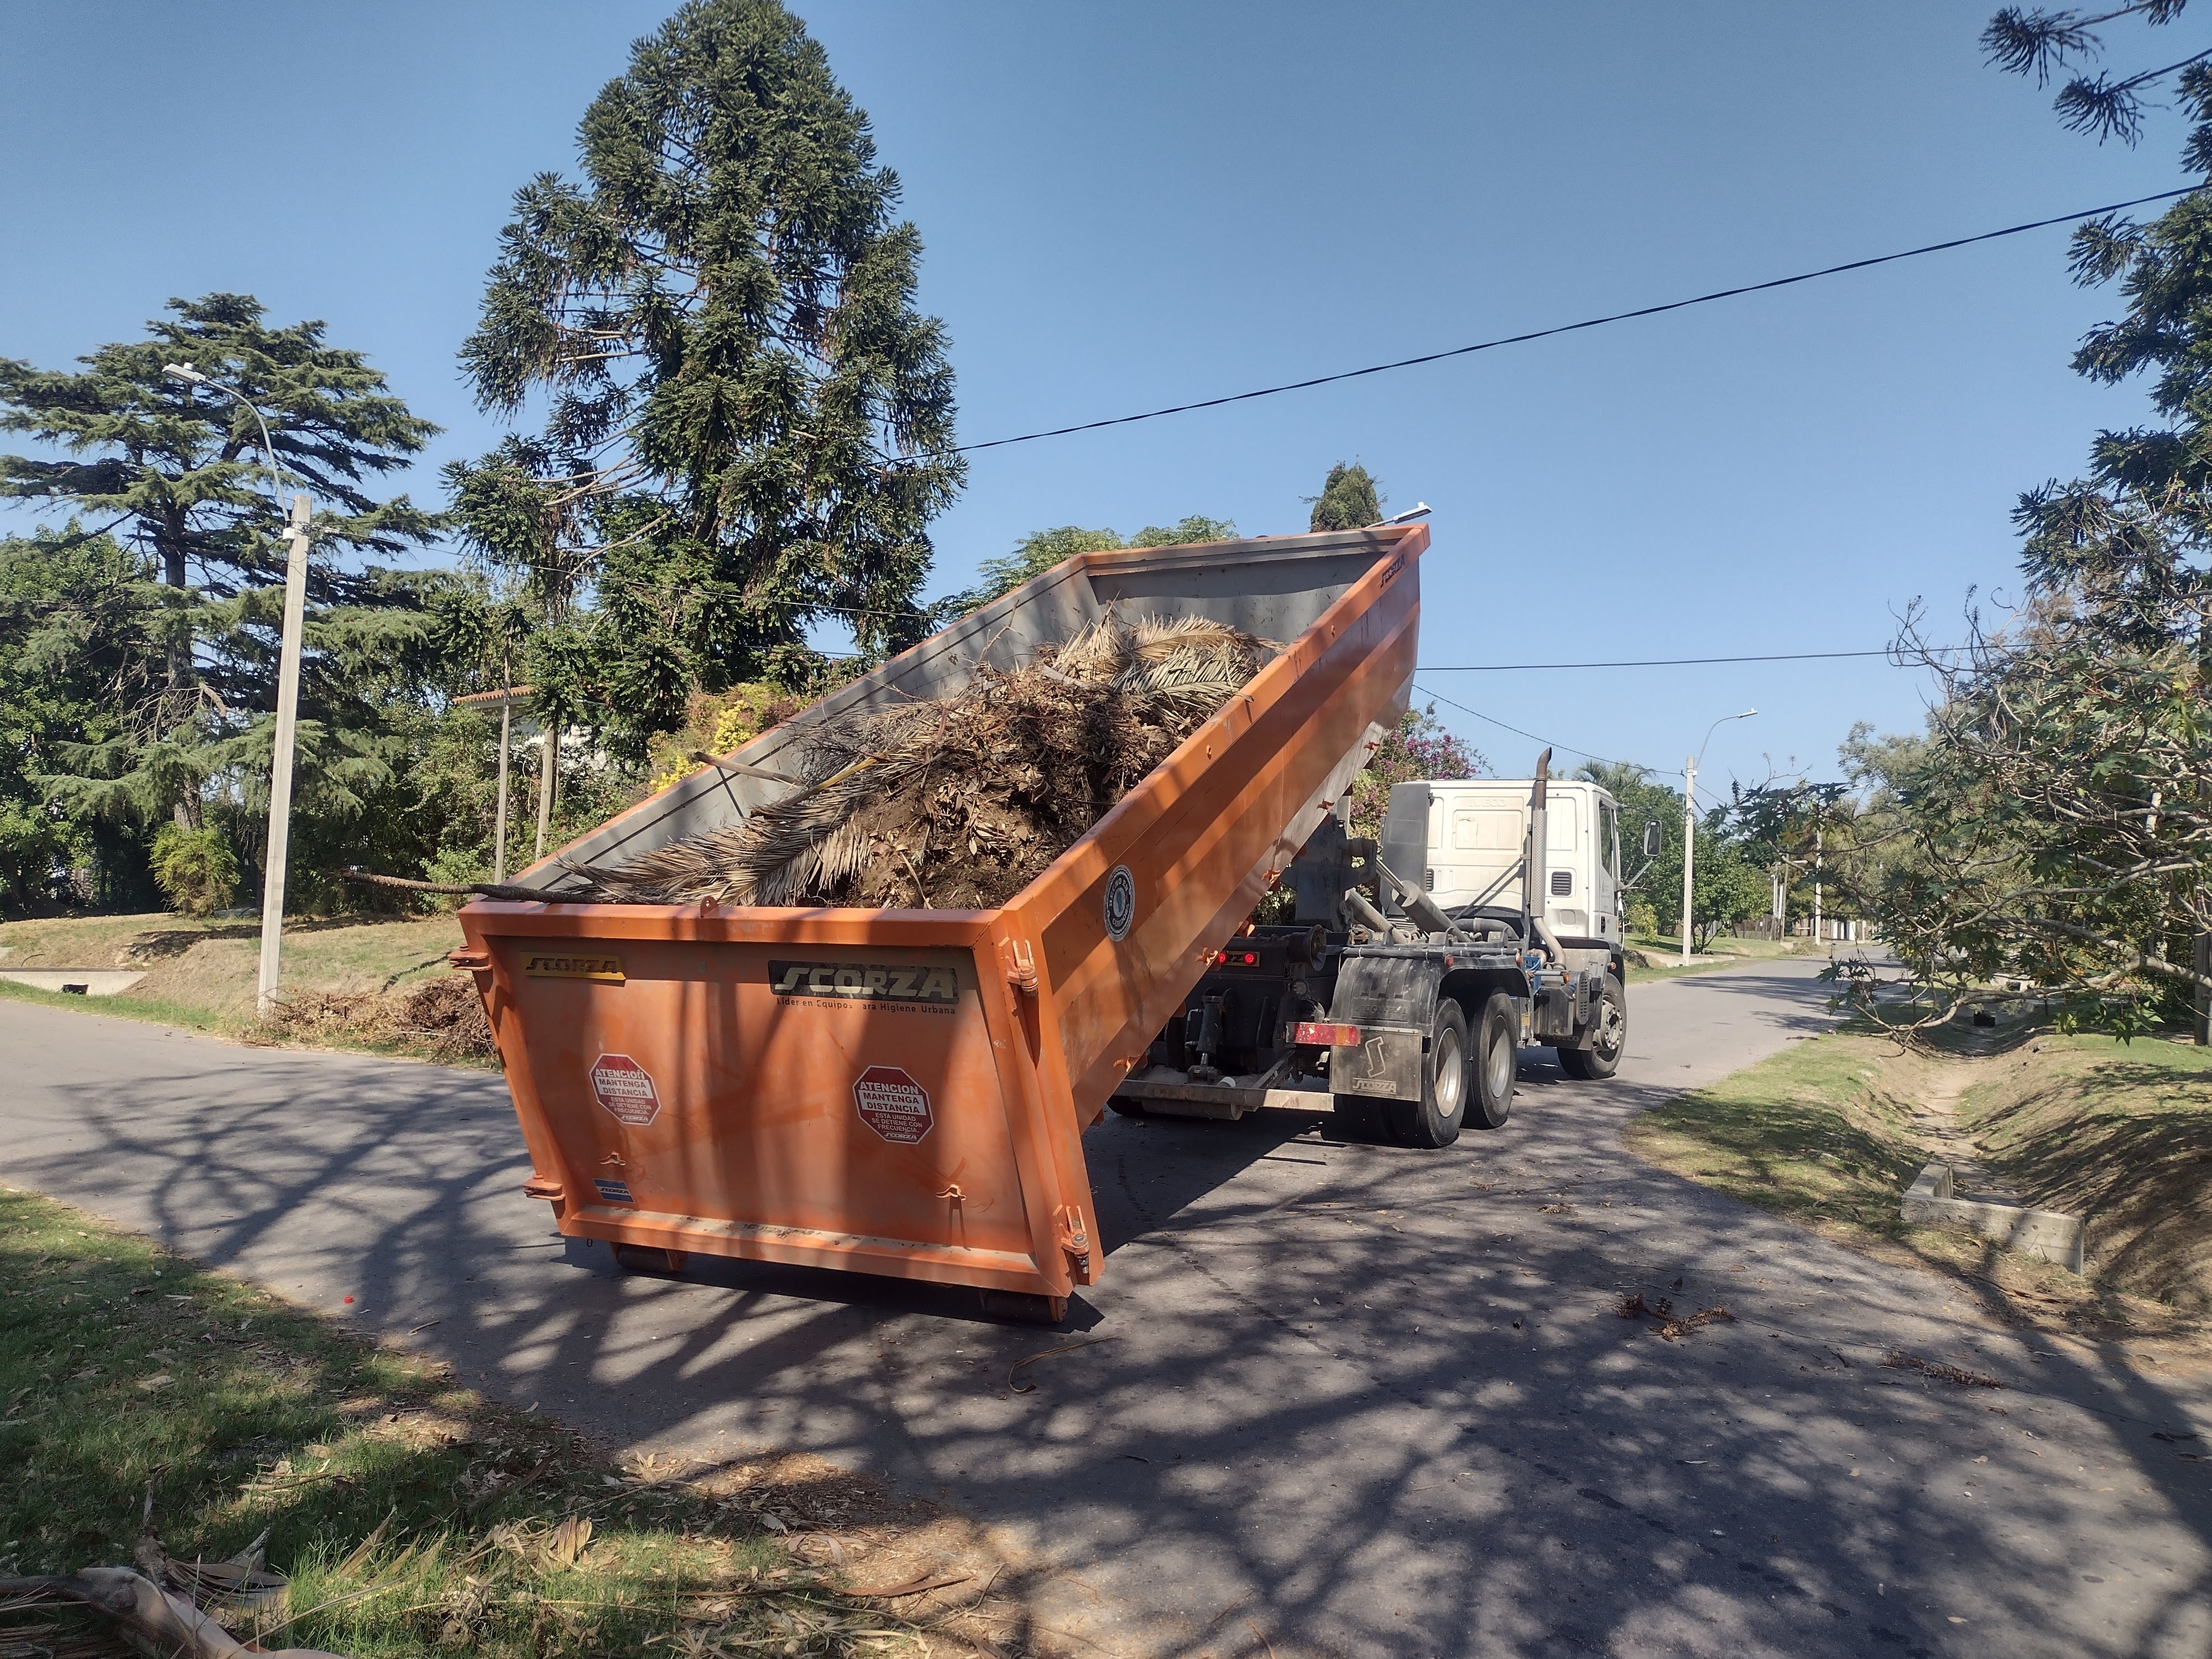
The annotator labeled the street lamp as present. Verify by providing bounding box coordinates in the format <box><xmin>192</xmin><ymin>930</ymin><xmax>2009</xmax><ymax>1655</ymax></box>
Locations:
<box><xmin>1681</xmin><ymin>707</ymin><xmax>1756</xmax><ymax>967</ymax></box>
<box><xmin>164</xmin><ymin>363</ymin><xmax>311</xmax><ymax>1016</ymax></box>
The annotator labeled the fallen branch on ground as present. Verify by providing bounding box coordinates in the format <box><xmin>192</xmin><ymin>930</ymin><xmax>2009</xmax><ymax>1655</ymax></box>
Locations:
<box><xmin>1650</xmin><ymin>1306</ymin><xmax>1736</xmax><ymax>1342</ymax></box>
<box><xmin>0</xmin><ymin>1569</ymin><xmax>344</xmax><ymax>1659</ymax></box>
<box><xmin>1882</xmin><ymin>1349</ymin><xmax>2002</xmax><ymax>1388</ymax></box>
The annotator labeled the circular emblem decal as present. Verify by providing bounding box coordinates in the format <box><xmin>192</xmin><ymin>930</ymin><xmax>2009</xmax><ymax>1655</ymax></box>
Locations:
<box><xmin>1104</xmin><ymin>864</ymin><xmax>1136</xmax><ymax>941</ymax></box>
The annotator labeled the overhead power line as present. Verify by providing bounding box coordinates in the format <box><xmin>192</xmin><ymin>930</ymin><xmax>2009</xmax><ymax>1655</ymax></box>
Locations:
<box><xmin>1413</xmin><ymin>682</ymin><xmax>1634</xmax><ymax>771</ymax></box>
<box><xmin>1418</xmin><ymin>646</ymin><xmax>1965</xmax><ymax>671</ymax></box>
<box><xmin>951</xmin><ymin>185</ymin><xmax>2195</xmax><ymax>456</ymax></box>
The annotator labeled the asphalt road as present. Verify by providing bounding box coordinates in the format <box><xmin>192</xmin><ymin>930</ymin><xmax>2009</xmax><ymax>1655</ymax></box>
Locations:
<box><xmin>5</xmin><ymin>959</ymin><xmax>2209</xmax><ymax>1658</ymax></box>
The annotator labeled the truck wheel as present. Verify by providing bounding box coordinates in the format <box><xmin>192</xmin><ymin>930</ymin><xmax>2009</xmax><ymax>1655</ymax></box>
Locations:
<box><xmin>1328</xmin><ymin>1094</ymin><xmax>1386</xmax><ymax>1141</ymax></box>
<box><xmin>1468</xmin><ymin>992</ymin><xmax>1516</xmax><ymax>1129</ymax></box>
<box><xmin>1559</xmin><ymin>975</ymin><xmax>1626</xmax><ymax>1081</ymax></box>
<box><xmin>1384</xmin><ymin>997</ymin><xmax>1470</xmax><ymax>1148</ymax></box>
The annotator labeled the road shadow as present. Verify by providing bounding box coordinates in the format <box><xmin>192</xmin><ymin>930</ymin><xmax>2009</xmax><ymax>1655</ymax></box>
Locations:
<box><xmin>8</xmin><ymin>984</ymin><xmax>2211</xmax><ymax>1659</ymax></box>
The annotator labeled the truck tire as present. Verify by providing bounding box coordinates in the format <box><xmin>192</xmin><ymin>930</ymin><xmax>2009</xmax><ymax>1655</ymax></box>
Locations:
<box><xmin>1468</xmin><ymin>991</ymin><xmax>1516</xmax><ymax>1129</ymax></box>
<box><xmin>1328</xmin><ymin>1094</ymin><xmax>1386</xmax><ymax>1142</ymax></box>
<box><xmin>1559</xmin><ymin>974</ymin><xmax>1625</xmax><ymax>1081</ymax></box>
<box><xmin>1382</xmin><ymin>997</ymin><xmax>1470</xmax><ymax>1148</ymax></box>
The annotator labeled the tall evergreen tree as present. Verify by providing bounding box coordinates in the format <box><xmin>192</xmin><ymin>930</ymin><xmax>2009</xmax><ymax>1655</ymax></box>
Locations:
<box><xmin>0</xmin><ymin>294</ymin><xmax>445</xmax><ymax>860</ymax></box>
<box><xmin>1308</xmin><ymin>462</ymin><xmax>1382</xmax><ymax>532</ymax></box>
<box><xmin>456</xmin><ymin>0</ymin><xmax>963</xmax><ymax>753</ymax></box>
<box><xmin>0</xmin><ymin>526</ymin><xmax>165</xmax><ymax>911</ymax></box>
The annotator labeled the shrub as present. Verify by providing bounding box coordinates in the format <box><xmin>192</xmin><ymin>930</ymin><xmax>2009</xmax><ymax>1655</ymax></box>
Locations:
<box><xmin>149</xmin><ymin>823</ymin><xmax>237</xmax><ymax>917</ymax></box>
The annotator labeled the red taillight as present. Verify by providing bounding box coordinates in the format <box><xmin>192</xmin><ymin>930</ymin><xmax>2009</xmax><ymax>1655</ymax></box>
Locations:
<box><xmin>1214</xmin><ymin>950</ymin><xmax>1228</xmax><ymax>964</ymax></box>
<box><xmin>1241</xmin><ymin>951</ymin><xmax>1258</xmax><ymax>965</ymax></box>
<box><xmin>1295</xmin><ymin>1021</ymin><xmax>1363</xmax><ymax>1047</ymax></box>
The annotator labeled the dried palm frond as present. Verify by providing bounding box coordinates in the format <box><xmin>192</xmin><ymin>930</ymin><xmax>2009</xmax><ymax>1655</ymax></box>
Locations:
<box><xmin>566</xmin><ymin>614</ymin><xmax>1275</xmax><ymax>910</ymax></box>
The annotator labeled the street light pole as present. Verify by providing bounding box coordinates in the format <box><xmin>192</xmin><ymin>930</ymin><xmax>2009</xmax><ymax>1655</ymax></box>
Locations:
<box><xmin>163</xmin><ymin>364</ymin><xmax>309</xmax><ymax>1016</ymax></box>
<box><xmin>1680</xmin><ymin>752</ymin><xmax>1697</xmax><ymax>969</ymax></box>
<box><xmin>1680</xmin><ymin>708</ymin><xmax>1757</xmax><ymax>967</ymax></box>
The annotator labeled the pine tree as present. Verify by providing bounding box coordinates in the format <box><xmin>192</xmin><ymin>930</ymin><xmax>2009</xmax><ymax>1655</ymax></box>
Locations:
<box><xmin>0</xmin><ymin>525</ymin><xmax>166</xmax><ymax>911</ymax></box>
<box><xmin>0</xmin><ymin>294</ymin><xmax>444</xmax><ymax>840</ymax></box>
<box><xmin>456</xmin><ymin>0</ymin><xmax>963</xmax><ymax>754</ymax></box>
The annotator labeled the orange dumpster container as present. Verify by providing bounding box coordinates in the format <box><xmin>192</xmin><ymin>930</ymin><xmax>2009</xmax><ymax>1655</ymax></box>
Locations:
<box><xmin>456</xmin><ymin>523</ymin><xmax>1425</xmax><ymax>1315</ymax></box>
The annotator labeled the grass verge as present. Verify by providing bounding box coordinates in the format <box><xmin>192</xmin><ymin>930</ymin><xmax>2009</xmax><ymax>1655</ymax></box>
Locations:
<box><xmin>1621</xmin><ymin>933</ymin><xmax>1838</xmax><ymax>985</ymax></box>
<box><xmin>1963</xmin><ymin>1032</ymin><xmax>2212</xmax><ymax>1315</ymax></box>
<box><xmin>1623</xmin><ymin>1026</ymin><xmax>2210</xmax><ymax>1352</ymax></box>
<box><xmin>0</xmin><ymin>1183</ymin><xmax>1021</xmax><ymax>1657</ymax></box>
<box><xmin>0</xmin><ymin>913</ymin><xmax>492</xmax><ymax>1068</ymax></box>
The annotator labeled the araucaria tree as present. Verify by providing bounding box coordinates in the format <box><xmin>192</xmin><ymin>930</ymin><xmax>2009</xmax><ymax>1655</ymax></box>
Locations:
<box><xmin>0</xmin><ymin>295</ymin><xmax>445</xmax><ymax>892</ymax></box>
<box><xmin>456</xmin><ymin>0</ymin><xmax>963</xmax><ymax>755</ymax></box>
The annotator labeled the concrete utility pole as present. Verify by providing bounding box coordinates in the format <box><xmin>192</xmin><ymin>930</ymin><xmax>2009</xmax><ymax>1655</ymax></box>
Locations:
<box><xmin>483</xmin><ymin>655</ymin><xmax>518</xmax><ymax>884</ymax></box>
<box><xmin>534</xmin><ymin>722</ymin><xmax>558</xmax><ymax>865</ymax></box>
<box><xmin>160</xmin><ymin>364</ymin><xmax>308</xmax><ymax>1018</ymax></box>
<box><xmin>1681</xmin><ymin>708</ymin><xmax>1757</xmax><ymax>967</ymax></box>
<box><xmin>491</xmin><ymin>689</ymin><xmax>513</xmax><ymax>883</ymax></box>
<box><xmin>258</xmin><ymin>494</ymin><xmax>312</xmax><ymax>1014</ymax></box>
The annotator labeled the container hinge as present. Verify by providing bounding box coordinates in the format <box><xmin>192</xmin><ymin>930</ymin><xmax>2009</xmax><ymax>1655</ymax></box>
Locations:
<box><xmin>448</xmin><ymin>947</ymin><xmax>492</xmax><ymax>972</ymax></box>
<box><xmin>1055</xmin><ymin>1204</ymin><xmax>1092</xmax><ymax>1278</ymax></box>
<box><xmin>999</xmin><ymin>937</ymin><xmax>1040</xmax><ymax>997</ymax></box>
<box><xmin>521</xmin><ymin>1173</ymin><xmax>564</xmax><ymax>1202</ymax></box>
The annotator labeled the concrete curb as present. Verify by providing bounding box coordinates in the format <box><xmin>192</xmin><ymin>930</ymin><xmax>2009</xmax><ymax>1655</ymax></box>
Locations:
<box><xmin>1901</xmin><ymin>1161</ymin><xmax>2084</xmax><ymax>1273</ymax></box>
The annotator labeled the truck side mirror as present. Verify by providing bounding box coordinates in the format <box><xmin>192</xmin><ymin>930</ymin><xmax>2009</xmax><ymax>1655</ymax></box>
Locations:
<box><xmin>1641</xmin><ymin>821</ymin><xmax>1662</xmax><ymax>858</ymax></box>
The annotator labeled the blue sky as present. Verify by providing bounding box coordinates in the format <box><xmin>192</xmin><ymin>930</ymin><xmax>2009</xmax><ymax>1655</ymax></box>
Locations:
<box><xmin>0</xmin><ymin>2</ymin><xmax>2188</xmax><ymax>795</ymax></box>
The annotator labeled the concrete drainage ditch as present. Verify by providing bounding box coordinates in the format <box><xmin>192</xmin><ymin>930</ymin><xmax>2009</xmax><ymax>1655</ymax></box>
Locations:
<box><xmin>1901</xmin><ymin>1161</ymin><xmax>2085</xmax><ymax>1274</ymax></box>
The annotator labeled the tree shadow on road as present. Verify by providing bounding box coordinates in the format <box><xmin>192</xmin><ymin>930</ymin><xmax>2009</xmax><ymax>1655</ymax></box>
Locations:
<box><xmin>12</xmin><ymin>990</ymin><xmax>2212</xmax><ymax>1659</ymax></box>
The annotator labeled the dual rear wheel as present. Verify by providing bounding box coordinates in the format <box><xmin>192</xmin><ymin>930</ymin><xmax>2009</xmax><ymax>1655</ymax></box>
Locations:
<box><xmin>1337</xmin><ymin>990</ymin><xmax>1516</xmax><ymax>1149</ymax></box>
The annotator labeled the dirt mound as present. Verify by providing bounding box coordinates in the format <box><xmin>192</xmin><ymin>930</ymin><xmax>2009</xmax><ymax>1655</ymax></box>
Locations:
<box><xmin>267</xmin><ymin>975</ymin><xmax>495</xmax><ymax>1062</ymax></box>
<box><xmin>566</xmin><ymin>614</ymin><xmax>1272</xmax><ymax>910</ymax></box>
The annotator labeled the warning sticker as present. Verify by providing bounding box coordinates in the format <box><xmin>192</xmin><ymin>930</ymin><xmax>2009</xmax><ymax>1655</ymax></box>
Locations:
<box><xmin>853</xmin><ymin>1065</ymin><xmax>932</xmax><ymax>1145</ymax></box>
<box><xmin>589</xmin><ymin>1053</ymin><xmax>662</xmax><ymax>1126</ymax></box>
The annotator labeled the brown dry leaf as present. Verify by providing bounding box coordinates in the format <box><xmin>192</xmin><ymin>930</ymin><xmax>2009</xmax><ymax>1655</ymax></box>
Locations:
<box><xmin>547</xmin><ymin>1515</ymin><xmax>592</xmax><ymax>1568</ymax></box>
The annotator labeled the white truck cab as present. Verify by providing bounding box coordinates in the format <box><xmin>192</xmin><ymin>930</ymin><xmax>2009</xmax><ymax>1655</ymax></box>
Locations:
<box><xmin>1380</xmin><ymin>778</ymin><xmax>1624</xmax><ymax>947</ymax></box>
